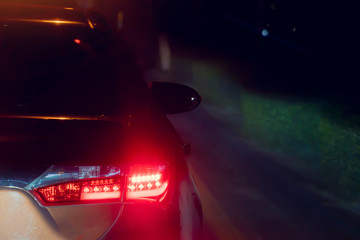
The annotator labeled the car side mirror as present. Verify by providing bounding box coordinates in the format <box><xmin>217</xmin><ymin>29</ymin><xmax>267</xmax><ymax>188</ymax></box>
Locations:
<box><xmin>150</xmin><ymin>81</ymin><xmax>201</xmax><ymax>114</ymax></box>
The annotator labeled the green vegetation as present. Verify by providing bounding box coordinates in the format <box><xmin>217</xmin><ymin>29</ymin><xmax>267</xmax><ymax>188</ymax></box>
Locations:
<box><xmin>240</xmin><ymin>92</ymin><xmax>360</xmax><ymax>200</ymax></box>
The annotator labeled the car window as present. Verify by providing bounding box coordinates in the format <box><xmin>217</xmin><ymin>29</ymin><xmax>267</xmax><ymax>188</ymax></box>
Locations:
<box><xmin>0</xmin><ymin>22</ymin><xmax>147</xmax><ymax>116</ymax></box>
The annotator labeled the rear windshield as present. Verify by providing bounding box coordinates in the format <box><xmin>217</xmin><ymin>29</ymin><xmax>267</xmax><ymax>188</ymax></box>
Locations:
<box><xmin>0</xmin><ymin>22</ymin><xmax>146</xmax><ymax>116</ymax></box>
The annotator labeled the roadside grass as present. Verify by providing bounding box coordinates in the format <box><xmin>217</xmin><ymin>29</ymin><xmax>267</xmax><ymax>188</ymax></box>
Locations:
<box><xmin>240</xmin><ymin>92</ymin><xmax>360</xmax><ymax>199</ymax></box>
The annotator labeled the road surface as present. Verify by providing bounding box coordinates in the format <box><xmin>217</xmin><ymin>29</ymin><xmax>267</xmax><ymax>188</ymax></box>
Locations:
<box><xmin>159</xmin><ymin>47</ymin><xmax>360</xmax><ymax>240</ymax></box>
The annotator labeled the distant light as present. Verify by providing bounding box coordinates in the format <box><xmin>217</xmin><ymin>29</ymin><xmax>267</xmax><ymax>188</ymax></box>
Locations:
<box><xmin>261</xmin><ymin>29</ymin><xmax>269</xmax><ymax>37</ymax></box>
<box><xmin>74</xmin><ymin>39</ymin><xmax>81</xmax><ymax>44</ymax></box>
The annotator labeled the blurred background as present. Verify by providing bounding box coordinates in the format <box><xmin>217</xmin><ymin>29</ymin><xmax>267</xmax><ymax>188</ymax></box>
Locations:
<box><xmin>75</xmin><ymin>0</ymin><xmax>360</xmax><ymax>239</ymax></box>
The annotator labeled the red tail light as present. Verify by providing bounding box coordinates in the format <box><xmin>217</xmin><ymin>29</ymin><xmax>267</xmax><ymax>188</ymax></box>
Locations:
<box><xmin>81</xmin><ymin>178</ymin><xmax>121</xmax><ymax>200</ymax></box>
<box><xmin>34</xmin><ymin>177</ymin><xmax>121</xmax><ymax>205</ymax></box>
<box><xmin>29</xmin><ymin>164</ymin><xmax>171</xmax><ymax>206</ymax></box>
<box><xmin>125</xmin><ymin>165</ymin><xmax>169</xmax><ymax>202</ymax></box>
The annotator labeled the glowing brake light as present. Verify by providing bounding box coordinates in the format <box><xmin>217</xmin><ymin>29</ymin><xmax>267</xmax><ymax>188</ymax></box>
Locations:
<box><xmin>126</xmin><ymin>165</ymin><xmax>169</xmax><ymax>202</ymax></box>
<box><xmin>29</xmin><ymin>164</ymin><xmax>171</xmax><ymax>206</ymax></box>
<box><xmin>80</xmin><ymin>178</ymin><xmax>121</xmax><ymax>200</ymax></box>
<box><xmin>35</xmin><ymin>177</ymin><xmax>121</xmax><ymax>205</ymax></box>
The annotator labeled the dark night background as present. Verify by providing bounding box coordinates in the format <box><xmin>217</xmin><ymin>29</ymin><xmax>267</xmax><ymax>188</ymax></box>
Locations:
<box><xmin>162</xmin><ymin>0</ymin><xmax>357</xmax><ymax>91</ymax></box>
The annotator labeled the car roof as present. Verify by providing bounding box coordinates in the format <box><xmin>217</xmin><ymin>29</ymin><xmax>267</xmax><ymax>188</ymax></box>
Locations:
<box><xmin>0</xmin><ymin>0</ymin><xmax>77</xmax><ymax>8</ymax></box>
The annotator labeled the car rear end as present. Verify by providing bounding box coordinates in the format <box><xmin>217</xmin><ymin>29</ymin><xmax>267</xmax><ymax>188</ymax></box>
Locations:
<box><xmin>0</xmin><ymin>3</ymin><xmax>202</xmax><ymax>240</ymax></box>
<box><xmin>0</xmin><ymin>115</ymin><xmax>200</xmax><ymax>240</ymax></box>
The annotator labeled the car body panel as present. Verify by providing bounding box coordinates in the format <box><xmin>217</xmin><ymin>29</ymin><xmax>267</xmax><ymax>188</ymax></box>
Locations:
<box><xmin>48</xmin><ymin>203</ymin><xmax>122</xmax><ymax>239</ymax></box>
<box><xmin>0</xmin><ymin>188</ymin><xmax>64</xmax><ymax>240</ymax></box>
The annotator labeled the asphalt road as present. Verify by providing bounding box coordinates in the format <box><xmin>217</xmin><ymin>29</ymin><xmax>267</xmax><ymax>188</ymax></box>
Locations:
<box><xmin>168</xmin><ymin>103</ymin><xmax>360</xmax><ymax>240</ymax></box>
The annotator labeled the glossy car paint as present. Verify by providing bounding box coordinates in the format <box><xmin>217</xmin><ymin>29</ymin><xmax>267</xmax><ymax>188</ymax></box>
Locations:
<box><xmin>0</xmin><ymin>3</ymin><xmax>202</xmax><ymax>240</ymax></box>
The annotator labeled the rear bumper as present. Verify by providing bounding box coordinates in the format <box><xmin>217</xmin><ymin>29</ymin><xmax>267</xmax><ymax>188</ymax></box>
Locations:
<box><xmin>104</xmin><ymin>204</ymin><xmax>181</xmax><ymax>240</ymax></box>
<box><xmin>104</xmin><ymin>173</ymin><xmax>203</xmax><ymax>240</ymax></box>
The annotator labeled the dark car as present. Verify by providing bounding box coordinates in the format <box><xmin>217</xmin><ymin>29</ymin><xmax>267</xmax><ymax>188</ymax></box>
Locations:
<box><xmin>0</xmin><ymin>3</ymin><xmax>202</xmax><ymax>240</ymax></box>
